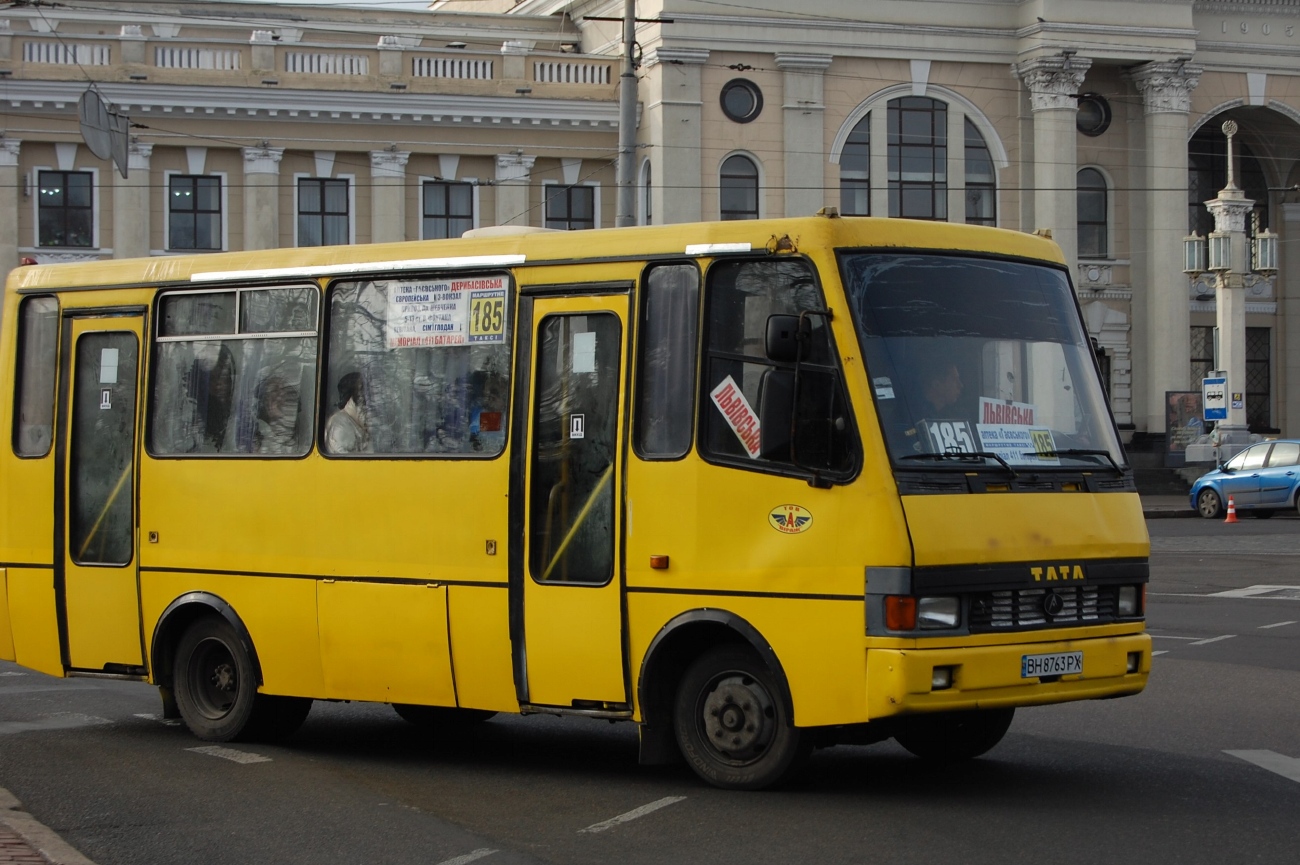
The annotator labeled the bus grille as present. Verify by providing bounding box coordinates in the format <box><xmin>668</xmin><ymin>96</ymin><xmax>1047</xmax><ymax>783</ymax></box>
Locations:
<box><xmin>968</xmin><ymin>586</ymin><xmax>1117</xmax><ymax>632</ymax></box>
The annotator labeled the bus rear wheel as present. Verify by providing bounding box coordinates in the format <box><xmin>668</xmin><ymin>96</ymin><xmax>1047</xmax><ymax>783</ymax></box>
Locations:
<box><xmin>174</xmin><ymin>617</ymin><xmax>310</xmax><ymax>742</ymax></box>
<box><xmin>393</xmin><ymin>704</ymin><xmax>496</xmax><ymax>728</ymax></box>
<box><xmin>673</xmin><ymin>645</ymin><xmax>810</xmax><ymax>790</ymax></box>
<box><xmin>893</xmin><ymin>708</ymin><xmax>1015</xmax><ymax>762</ymax></box>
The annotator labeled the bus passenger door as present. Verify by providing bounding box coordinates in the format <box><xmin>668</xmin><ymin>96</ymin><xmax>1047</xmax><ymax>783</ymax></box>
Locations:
<box><xmin>517</xmin><ymin>295</ymin><xmax>629</xmax><ymax>708</ymax></box>
<box><xmin>59</xmin><ymin>313</ymin><xmax>146</xmax><ymax>673</ymax></box>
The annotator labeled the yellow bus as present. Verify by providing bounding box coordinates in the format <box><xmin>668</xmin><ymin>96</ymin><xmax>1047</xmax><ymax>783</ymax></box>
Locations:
<box><xmin>0</xmin><ymin>213</ymin><xmax>1149</xmax><ymax>790</ymax></box>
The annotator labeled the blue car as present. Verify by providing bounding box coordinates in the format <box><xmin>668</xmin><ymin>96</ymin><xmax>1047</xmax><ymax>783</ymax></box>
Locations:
<box><xmin>1190</xmin><ymin>439</ymin><xmax>1300</xmax><ymax>518</ymax></box>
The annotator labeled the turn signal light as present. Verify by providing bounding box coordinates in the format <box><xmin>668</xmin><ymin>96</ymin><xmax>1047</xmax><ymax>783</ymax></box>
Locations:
<box><xmin>885</xmin><ymin>595</ymin><xmax>917</xmax><ymax>631</ymax></box>
<box><xmin>649</xmin><ymin>555</ymin><xmax>670</xmax><ymax>570</ymax></box>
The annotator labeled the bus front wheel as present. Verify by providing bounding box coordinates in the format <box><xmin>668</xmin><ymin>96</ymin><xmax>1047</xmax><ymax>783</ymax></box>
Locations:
<box><xmin>673</xmin><ymin>645</ymin><xmax>810</xmax><ymax>790</ymax></box>
<box><xmin>174</xmin><ymin>617</ymin><xmax>311</xmax><ymax>742</ymax></box>
<box><xmin>893</xmin><ymin>707</ymin><xmax>1015</xmax><ymax>761</ymax></box>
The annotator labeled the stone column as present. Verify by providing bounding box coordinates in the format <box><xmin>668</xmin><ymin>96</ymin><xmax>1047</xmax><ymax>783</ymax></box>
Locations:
<box><xmin>495</xmin><ymin>153</ymin><xmax>536</xmax><ymax>227</ymax></box>
<box><xmin>776</xmin><ymin>53</ymin><xmax>832</xmax><ymax>218</ymax></box>
<box><xmin>0</xmin><ymin>138</ymin><xmax>20</xmax><ymax>295</ymax></box>
<box><xmin>370</xmin><ymin>149</ymin><xmax>410</xmax><ymax>244</ymax></box>
<box><xmin>1129</xmin><ymin>60</ymin><xmax>1201</xmax><ymax>433</ymax></box>
<box><xmin>113</xmin><ymin>142</ymin><xmax>153</xmax><ymax>259</ymax></box>
<box><xmin>644</xmin><ymin>48</ymin><xmax>708</xmax><ymax>225</ymax></box>
<box><xmin>242</xmin><ymin>145</ymin><xmax>284</xmax><ymax>251</ymax></box>
<box><xmin>1283</xmin><ymin>202</ymin><xmax>1300</xmax><ymax>436</ymax></box>
<box><xmin>1013</xmin><ymin>55</ymin><xmax>1091</xmax><ymax>271</ymax></box>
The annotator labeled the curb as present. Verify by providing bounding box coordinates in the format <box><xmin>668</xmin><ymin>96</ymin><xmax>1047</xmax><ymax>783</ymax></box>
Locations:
<box><xmin>1143</xmin><ymin>509</ymin><xmax>1197</xmax><ymax>519</ymax></box>
<box><xmin>0</xmin><ymin>787</ymin><xmax>97</xmax><ymax>865</ymax></box>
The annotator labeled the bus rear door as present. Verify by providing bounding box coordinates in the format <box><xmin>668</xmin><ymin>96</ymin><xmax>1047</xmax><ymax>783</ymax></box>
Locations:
<box><xmin>58</xmin><ymin>310</ymin><xmax>146</xmax><ymax>673</ymax></box>
<box><xmin>515</xmin><ymin>292</ymin><xmax>630</xmax><ymax>708</ymax></box>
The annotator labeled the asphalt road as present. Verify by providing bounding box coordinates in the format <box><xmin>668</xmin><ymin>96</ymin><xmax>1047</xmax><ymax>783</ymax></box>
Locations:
<box><xmin>2</xmin><ymin>517</ymin><xmax>1298</xmax><ymax>865</ymax></box>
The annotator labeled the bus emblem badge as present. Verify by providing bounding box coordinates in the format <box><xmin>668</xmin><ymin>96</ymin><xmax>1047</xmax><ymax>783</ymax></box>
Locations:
<box><xmin>770</xmin><ymin>504</ymin><xmax>813</xmax><ymax>534</ymax></box>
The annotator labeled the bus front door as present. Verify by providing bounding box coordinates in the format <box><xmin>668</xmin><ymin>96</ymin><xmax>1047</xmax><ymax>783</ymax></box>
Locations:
<box><xmin>518</xmin><ymin>295</ymin><xmax>629</xmax><ymax>708</ymax></box>
<box><xmin>58</xmin><ymin>313</ymin><xmax>146</xmax><ymax>673</ymax></box>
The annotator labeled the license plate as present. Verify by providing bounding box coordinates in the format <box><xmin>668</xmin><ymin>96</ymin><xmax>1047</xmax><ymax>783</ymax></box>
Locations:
<box><xmin>1021</xmin><ymin>651</ymin><xmax>1083</xmax><ymax>678</ymax></box>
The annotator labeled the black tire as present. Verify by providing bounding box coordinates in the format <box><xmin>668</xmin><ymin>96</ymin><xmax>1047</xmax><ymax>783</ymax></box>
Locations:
<box><xmin>173</xmin><ymin>616</ymin><xmax>312</xmax><ymax>743</ymax></box>
<box><xmin>1196</xmin><ymin>488</ymin><xmax>1224</xmax><ymax>519</ymax></box>
<box><xmin>1252</xmin><ymin>509</ymin><xmax>1276</xmax><ymax>519</ymax></box>
<box><xmin>894</xmin><ymin>708</ymin><xmax>1015</xmax><ymax>762</ymax></box>
<box><xmin>673</xmin><ymin>645</ymin><xmax>811</xmax><ymax>791</ymax></box>
<box><xmin>393</xmin><ymin>704</ymin><xmax>496</xmax><ymax>728</ymax></box>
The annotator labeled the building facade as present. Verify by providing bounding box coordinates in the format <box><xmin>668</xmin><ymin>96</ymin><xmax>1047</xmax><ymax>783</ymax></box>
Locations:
<box><xmin>4</xmin><ymin>0</ymin><xmax>1300</xmax><ymax>440</ymax></box>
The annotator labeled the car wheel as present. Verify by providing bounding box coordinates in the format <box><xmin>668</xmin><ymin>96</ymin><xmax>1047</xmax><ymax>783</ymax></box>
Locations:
<box><xmin>673</xmin><ymin>645</ymin><xmax>811</xmax><ymax>791</ymax></box>
<box><xmin>894</xmin><ymin>708</ymin><xmax>1015</xmax><ymax>761</ymax></box>
<box><xmin>1196</xmin><ymin>488</ymin><xmax>1224</xmax><ymax>519</ymax></box>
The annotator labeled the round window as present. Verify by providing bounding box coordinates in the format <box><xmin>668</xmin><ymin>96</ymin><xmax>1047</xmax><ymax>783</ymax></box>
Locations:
<box><xmin>720</xmin><ymin>79</ymin><xmax>763</xmax><ymax>124</ymax></box>
<box><xmin>1076</xmin><ymin>93</ymin><xmax>1112</xmax><ymax>137</ymax></box>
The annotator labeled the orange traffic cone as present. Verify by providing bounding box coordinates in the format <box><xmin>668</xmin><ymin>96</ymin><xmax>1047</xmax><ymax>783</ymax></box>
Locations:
<box><xmin>1224</xmin><ymin>495</ymin><xmax>1238</xmax><ymax>523</ymax></box>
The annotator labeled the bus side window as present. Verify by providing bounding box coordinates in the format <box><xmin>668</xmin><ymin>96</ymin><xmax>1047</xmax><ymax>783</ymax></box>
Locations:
<box><xmin>699</xmin><ymin>259</ymin><xmax>855</xmax><ymax>478</ymax></box>
<box><xmin>150</xmin><ymin>287</ymin><xmax>319</xmax><ymax>457</ymax></box>
<box><xmin>634</xmin><ymin>263</ymin><xmax>699</xmax><ymax>459</ymax></box>
<box><xmin>324</xmin><ymin>276</ymin><xmax>512</xmax><ymax>457</ymax></box>
<box><xmin>13</xmin><ymin>295</ymin><xmax>60</xmax><ymax>458</ymax></box>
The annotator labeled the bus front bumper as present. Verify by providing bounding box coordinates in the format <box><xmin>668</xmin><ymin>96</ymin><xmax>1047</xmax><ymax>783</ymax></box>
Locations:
<box><xmin>865</xmin><ymin>632</ymin><xmax>1151</xmax><ymax>718</ymax></box>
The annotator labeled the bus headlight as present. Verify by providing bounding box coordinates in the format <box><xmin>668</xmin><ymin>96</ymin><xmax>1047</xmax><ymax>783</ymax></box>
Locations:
<box><xmin>1118</xmin><ymin>585</ymin><xmax>1143</xmax><ymax>617</ymax></box>
<box><xmin>918</xmin><ymin>596</ymin><xmax>960</xmax><ymax>629</ymax></box>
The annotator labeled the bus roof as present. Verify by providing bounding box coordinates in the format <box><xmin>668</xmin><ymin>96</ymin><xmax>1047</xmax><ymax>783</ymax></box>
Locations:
<box><xmin>5</xmin><ymin>215</ymin><xmax>1065</xmax><ymax>294</ymax></box>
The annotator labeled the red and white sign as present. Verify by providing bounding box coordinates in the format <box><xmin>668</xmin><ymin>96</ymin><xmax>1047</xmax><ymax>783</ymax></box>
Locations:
<box><xmin>710</xmin><ymin>375</ymin><xmax>762</xmax><ymax>459</ymax></box>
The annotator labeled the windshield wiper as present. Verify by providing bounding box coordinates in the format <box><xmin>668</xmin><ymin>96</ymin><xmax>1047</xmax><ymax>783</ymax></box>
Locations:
<box><xmin>900</xmin><ymin>451</ymin><xmax>1018</xmax><ymax>478</ymax></box>
<box><xmin>1026</xmin><ymin>449</ymin><xmax>1123</xmax><ymax>473</ymax></box>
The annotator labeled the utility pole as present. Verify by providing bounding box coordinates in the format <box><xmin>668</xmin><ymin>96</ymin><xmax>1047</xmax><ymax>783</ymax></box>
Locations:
<box><xmin>615</xmin><ymin>0</ymin><xmax>637</xmax><ymax>227</ymax></box>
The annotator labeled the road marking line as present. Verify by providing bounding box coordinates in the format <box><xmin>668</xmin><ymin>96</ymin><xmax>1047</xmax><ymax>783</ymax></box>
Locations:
<box><xmin>1225</xmin><ymin>750</ymin><xmax>1300</xmax><ymax>784</ymax></box>
<box><xmin>1151</xmin><ymin>650</ymin><xmax>1169</xmax><ymax>656</ymax></box>
<box><xmin>1209</xmin><ymin>585</ymin><xmax>1300</xmax><ymax>600</ymax></box>
<box><xmin>0</xmin><ymin>714</ymin><xmax>111</xmax><ymax>736</ymax></box>
<box><xmin>133</xmin><ymin>713</ymin><xmax>182</xmax><ymax>727</ymax></box>
<box><xmin>1258</xmin><ymin>620</ymin><xmax>1297</xmax><ymax>629</ymax></box>
<box><xmin>1150</xmin><ymin>635</ymin><xmax>1200</xmax><ymax>640</ymax></box>
<box><xmin>0</xmin><ymin>672</ymin><xmax>27</xmax><ymax>677</ymax></box>
<box><xmin>434</xmin><ymin>849</ymin><xmax>497</xmax><ymax>865</ymax></box>
<box><xmin>186</xmin><ymin>745</ymin><xmax>272</xmax><ymax>764</ymax></box>
<box><xmin>579</xmin><ymin>796</ymin><xmax>687</xmax><ymax>834</ymax></box>
<box><xmin>1189</xmin><ymin>634</ymin><xmax>1236</xmax><ymax>646</ymax></box>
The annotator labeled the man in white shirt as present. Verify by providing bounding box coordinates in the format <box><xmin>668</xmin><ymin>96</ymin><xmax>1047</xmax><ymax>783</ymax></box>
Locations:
<box><xmin>325</xmin><ymin>371</ymin><xmax>372</xmax><ymax>454</ymax></box>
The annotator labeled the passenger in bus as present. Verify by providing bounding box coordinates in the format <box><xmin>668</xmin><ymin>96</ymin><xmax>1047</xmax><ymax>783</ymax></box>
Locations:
<box><xmin>253</xmin><ymin>371</ymin><xmax>303</xmax><ymax>455</ymax></box>
<box><xmin>916</xmin><ymin>360</ymin><xmax>964</xmax><ymax>420</ymax></box>
<box><xmin>199</xmin><ymin>345</ymin><xmax>236</xmax><ymax>452</ymax></box>
<box><xmin>325</xmin><ymin>371</ymin><xmax>372</xmax><ymax>454</ymax></box>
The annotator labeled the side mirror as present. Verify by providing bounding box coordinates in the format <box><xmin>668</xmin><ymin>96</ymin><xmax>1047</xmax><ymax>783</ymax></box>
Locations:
<box><xmin>764</xmin><ymin>315</ymin><xmax>802</xmax><ymax>363</ymax></box>
<box><xmin>758</xmin><ymin>368</ymin><xmax>794</xmax><ymax>460</ymax></box>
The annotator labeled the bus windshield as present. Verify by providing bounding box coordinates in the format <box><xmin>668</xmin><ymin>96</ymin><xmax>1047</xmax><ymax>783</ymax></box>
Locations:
<box><xmin>841</xmin><ymin>252</ymin><xmax>1124</xmax><ymax>471</ymax></box>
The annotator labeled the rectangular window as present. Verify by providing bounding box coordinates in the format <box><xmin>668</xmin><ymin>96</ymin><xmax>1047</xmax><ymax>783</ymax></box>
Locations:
<box><xmin>635</xmin><ymin>264</ymin><xmax>700</xmax><ymax>458</ymax></box>
<box><xmin>38</xmin><ymin>170</ymin><xmax>94</xmax><ymax>247</ymax></box>
<box><xmin>298</xmin><ymin>178</ymin><xmax>350</xmax><ymax>246</ymax></box>
<box><xmin>13</xmin><ymin>296</ymin><xmax>59</xmax><ymax>457</ymax></box>
<box><xmin>323</xmin><ymin>276</ymin><xmax>513</xmax><ymax>457</ymax></box>
<box><xmin>699</xmin><ymin>259</ymin><xmax>856</xmax><ymax>477</ymax></box>
<box><xmin>545</xmin><ymin>185</ymin><xmax>596</xmax><ymax>231</ymax></box>
<box><xmin>169</xmin><ymin>175</ymin><xmax>222</xmax><ymax>250</ymax></box>
<box><xmin>150</xmin><ymin>287</ymin><xmax>319</xmax><ymax>456</ymax></box>
<box><xmin>422</xmin><ymin>181</ymin><xmax>474</xmax><ymax>239</ymax></box>
<box><xmin>887</xmin><ymin>98</ymin><xmax>947</xmax><ymax>221</ymax></box>
<box><xmin>70</xmin><ymin>331</ymin><xmax>137</xmax><ymax>565</ymax></box>
<box><xmin>1247</xmin><ymin>326</ymin><xmax>1271</xmax><ymax>430</ymax></box>
<box><xmin>1190</xmin><ymin>325</ymin><xmax>1214</xmax><ymax>389</ymax></box>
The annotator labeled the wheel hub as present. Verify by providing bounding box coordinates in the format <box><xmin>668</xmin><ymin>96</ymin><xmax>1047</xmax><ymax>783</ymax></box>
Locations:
<box><xmin>210</xmin><ymin>662</ymin><xmax>236</xmax><ymax>692</ymax></box>
<box><xmin>700</xmin><ymin>675</ymin><xmax>775</xmax><ymax>761</ymax></box>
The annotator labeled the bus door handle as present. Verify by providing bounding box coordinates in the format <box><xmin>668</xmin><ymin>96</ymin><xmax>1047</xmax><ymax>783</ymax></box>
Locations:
<box><xmin>322</xmin><ymin>578</ymin><xmax>335</xmax><ymax>584</ymax></box>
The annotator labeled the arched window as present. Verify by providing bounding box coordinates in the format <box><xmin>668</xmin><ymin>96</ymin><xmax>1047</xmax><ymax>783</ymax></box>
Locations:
<box><xmin>964</xmin><ymin>118</ymin><xmax>995</xmax><ymax>226</ymax></box>
<box><xmin>840</xmin><ymin>113</ymin><xmax>870</xmax><ymax>215</ymax></box>
<box><xmin>1077</xmin><ymin>167</ymin><xmax>1108</xmax><ymax>259</ymax></box>
<box><xmin>888</xmin><ymin>96</ymin><xmax>946</xmax><ymax>220</ymax></box>
<box><xmin>720</xmin><ymin>154</ymin><xmax>759</xmax><ymax>220</ymax></box>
